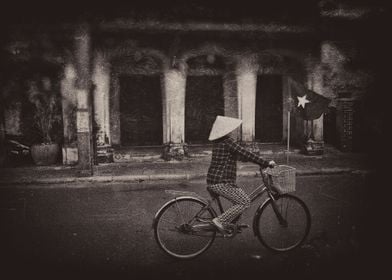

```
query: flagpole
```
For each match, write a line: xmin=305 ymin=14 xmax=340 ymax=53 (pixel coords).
xmin=286 ymin=78 xmax=292 ymax=165
xmin=286 ymin=110 xmax=290 ymax=165
xmin=287 ymin=110 xmax=290 ymax=152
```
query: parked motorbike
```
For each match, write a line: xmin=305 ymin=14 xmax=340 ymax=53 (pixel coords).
xmin=0 ymin=139 xmax=31 ymax=167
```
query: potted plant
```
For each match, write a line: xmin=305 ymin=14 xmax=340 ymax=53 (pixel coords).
xmin=27 ymin=77 xmax=62 ymax=165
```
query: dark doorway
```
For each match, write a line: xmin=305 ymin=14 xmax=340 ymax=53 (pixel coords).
xmin=119 ymin=75 xmax=163 ymax=146
xmin=352 ymin=101 xmax=367 ymax=152
xmin=324 ymin=106 xmax=337 ymax=147
xmin=255 ymin=75 xmax=283 ymax=142
xmin=185 ymin=76 xmax=224 ymax=144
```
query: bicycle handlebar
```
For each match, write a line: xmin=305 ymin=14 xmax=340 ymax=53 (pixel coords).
xmin=260 ymin=161 xmax=276 ymax=171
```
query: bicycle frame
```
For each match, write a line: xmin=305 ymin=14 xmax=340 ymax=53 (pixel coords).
xmin=209 ymin=170 xmax=273 ymax=216
xmin=205 ymin=170 xmax=288 ymax=231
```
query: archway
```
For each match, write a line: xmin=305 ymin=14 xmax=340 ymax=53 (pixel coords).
xmin=111 ymin=51 xmax=165 ymax=147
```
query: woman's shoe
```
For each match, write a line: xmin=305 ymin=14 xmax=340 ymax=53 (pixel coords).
xmin=212 ymin=217 xmax=226 ymax=233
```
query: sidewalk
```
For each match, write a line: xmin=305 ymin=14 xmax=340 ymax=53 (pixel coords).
xmin=0 ymin=146 xmax=370 ymax=186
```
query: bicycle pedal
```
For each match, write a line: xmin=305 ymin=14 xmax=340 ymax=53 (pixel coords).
xmin=236 ymin=224 xmax=249 ymax=233
xmin=238 ymin=224 xmax=249 ymax=229
xmin=221 ymin=230 xmax=236 ymax=238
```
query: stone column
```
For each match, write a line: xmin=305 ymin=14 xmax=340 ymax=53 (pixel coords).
xmin=60 ymin=63 xmax=78 ymax=165
xmin=109 ymin=75 xmax=121 ymax=146
xmin=223 ymin=72 xmax=240 ymax=140
xmin=285 ymin=76 xmax=306 ymax=147
xmin=306 ymin=62 xmax=324 ymax=142
xmin=237 ymin=57 xmax=257 ymax=142
xmin=92 ymin=51 xmax=113 ymax=163
xmin=162 ymin=68 xmax=186 ymax=160
xmin=74 ymin=25 xmax=93 ymax=173
xmin=303 ymin=58 xmax=325 ymax=155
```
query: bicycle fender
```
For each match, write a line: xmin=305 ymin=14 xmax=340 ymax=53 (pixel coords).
xmin=152 ymin=196 xmax=213 ymax=229
xmin=252 ymin=198 xmax=272 ymax=236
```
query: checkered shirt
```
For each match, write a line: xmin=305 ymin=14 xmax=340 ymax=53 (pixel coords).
xmin=207 ymin=137 xmax=269 ymax=185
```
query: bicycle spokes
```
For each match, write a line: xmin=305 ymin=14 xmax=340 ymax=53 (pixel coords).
xmin=154 ymin=197 xmax=217 ymax=259
xmin=255 ymin=194 xmax=311 ymax=252
xmin=174 ymin=199 xmax=186 ymax=225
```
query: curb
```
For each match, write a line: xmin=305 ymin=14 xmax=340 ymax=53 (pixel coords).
xmin=0 ymin=168 xmax=371 ymax=188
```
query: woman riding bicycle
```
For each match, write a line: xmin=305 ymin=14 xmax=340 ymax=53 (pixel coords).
xmin=207 ymin=115 xmax=276 ymax=233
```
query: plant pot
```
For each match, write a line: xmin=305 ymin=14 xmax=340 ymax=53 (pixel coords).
xmin=31 ymin=143 xmax=60 ymax=165
xmin=303 ymin=139 xmax=324 ymax=156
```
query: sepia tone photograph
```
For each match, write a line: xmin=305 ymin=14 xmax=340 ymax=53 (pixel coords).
xmin=0 ymin=0 xmax=388 ymax=279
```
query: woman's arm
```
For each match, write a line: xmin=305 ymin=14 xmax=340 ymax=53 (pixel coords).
xmin=224 ymin=138 xmax=270 ymax=166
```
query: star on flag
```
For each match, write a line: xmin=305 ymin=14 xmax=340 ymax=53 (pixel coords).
xmin=297 ymin=95 xmax=310 ymax=108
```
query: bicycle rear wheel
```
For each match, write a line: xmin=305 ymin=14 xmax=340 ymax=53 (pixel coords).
xmin=154 ymin=197 xmax=217 ymax=259
xmin=254 ymin=194 xmax=311 ymax=252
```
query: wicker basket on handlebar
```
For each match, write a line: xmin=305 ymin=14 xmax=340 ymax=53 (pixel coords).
xmin=265 ymin=165 xmax=296 ymax=194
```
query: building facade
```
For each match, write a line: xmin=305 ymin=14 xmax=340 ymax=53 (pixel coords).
xmin=0 ymin=2 xmax=383 ymax=169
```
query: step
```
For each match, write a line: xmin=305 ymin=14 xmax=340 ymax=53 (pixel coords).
xmin=112 ymin=144 xmax=301 ymax=162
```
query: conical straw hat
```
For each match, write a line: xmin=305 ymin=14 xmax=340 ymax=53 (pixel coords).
xmin=208 ymin=116 xmax=242 ymax=141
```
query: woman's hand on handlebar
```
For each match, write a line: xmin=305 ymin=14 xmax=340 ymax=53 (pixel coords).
xmin=260 ymin=160 xmax=277 ymax=170
xmin=268 ymin=160 xmax=277 ymax=168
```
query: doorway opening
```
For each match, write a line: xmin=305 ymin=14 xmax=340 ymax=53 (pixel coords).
xmin=255 ymin=75 xmax=283 ymax=142
xmin=185 ymin=76 xmax=224 ymax=144
xmin=119 ymin=75 xmax=163 ymax=146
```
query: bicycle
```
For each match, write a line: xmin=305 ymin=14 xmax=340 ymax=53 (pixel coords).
xmin=153 ymin=165 xmax=311 ymax=259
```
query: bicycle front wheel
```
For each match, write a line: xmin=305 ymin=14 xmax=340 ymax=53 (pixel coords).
xmin=154 ymin=197 xmax=217 ymax=259
xmin=254 ymin=194 xmax=311 ymax=252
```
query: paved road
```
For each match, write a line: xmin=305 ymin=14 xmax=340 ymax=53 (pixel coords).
xmin=0 ymin=174 xmax=377 ymax=279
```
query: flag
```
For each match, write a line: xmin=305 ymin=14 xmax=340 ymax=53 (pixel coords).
xmin=289 ymin=78 xmax=331 ymax=120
